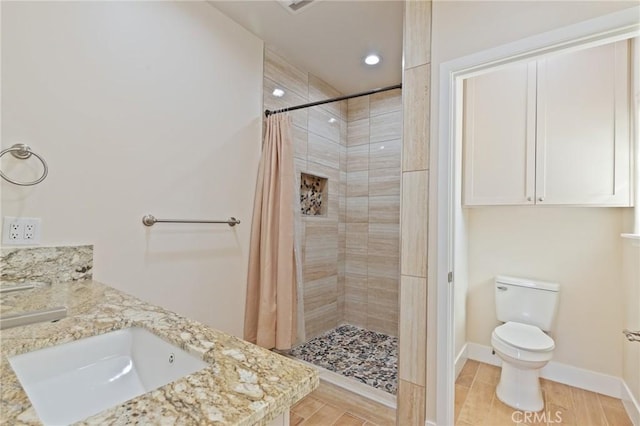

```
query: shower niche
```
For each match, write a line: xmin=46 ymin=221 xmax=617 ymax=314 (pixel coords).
xmin=300 ymin=173 xmax=327 ymax=216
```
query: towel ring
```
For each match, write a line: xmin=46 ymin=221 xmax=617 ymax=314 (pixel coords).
xmin=0 ymin=143 xmax=49 ymax=186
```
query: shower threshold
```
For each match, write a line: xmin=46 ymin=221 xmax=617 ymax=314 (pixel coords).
xmin=289 ymin=324 xmax=398 ymax=395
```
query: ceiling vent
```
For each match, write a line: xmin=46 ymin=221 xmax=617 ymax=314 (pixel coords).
xmin=277 ymin=0 xmax=318 ymax=15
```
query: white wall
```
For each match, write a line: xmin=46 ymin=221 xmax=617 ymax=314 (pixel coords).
xmin=428 ymin=1 xmax=639 ymax=420
xmin=467 ymin=207 xmax=625 ymax=377
xmin=1 ymin=2 xmax=263 ymax=337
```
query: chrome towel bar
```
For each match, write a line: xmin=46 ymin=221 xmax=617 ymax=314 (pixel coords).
xmin=142 ymin=214 xmax=240 ymax=227
xmin=623 ymin=329 xmax=640 ymax=342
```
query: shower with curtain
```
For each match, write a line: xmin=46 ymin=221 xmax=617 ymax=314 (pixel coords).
xmin=248 ymin=48 xmax=403 ymax=398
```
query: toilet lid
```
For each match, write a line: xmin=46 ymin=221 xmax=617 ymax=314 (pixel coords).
xmin=494 ymin=322 xmax=555 ymax=352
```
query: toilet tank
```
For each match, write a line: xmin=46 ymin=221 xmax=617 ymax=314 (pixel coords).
xmin=495 ymin=276 xmax=560 ymax=331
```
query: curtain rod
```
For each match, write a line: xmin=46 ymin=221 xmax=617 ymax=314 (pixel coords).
xmin=264 ymin=83 xmax=402 ymax=117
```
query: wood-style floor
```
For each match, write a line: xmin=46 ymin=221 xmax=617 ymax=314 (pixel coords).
xmin=290 ymin=381 xmax=395 ymax=426
xmin=291 ymin=361 xmax=633 ymax=426
xmin=456 ymin=360 xmax=633 ymax=426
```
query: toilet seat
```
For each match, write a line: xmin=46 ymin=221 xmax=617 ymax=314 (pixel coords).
xmin=493 ymin=321 xmax=555 ymax=352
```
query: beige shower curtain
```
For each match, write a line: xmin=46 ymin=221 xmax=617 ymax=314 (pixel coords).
xmin=244 ymin=114 xmax=297 ymax=350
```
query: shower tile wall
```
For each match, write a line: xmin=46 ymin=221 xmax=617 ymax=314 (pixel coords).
xmin=264 ymin=48 xmax=401 ymax=340
xmin=264 ymin=48 xmax=347 ymax=339
xmin=345 ymin=91 xmax=402 ymax=336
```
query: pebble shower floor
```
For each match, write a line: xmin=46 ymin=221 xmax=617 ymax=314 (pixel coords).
xmin=289 ymin=324 xmax=398 ymax=394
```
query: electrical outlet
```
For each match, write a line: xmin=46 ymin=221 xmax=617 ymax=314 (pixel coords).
xmin=2 ymin=217 xmax=41 ymax=245
xmin=24 ymin=222 xmax=36 ymax=240
xmin=9 ymin=222 xmax=22 ymax=241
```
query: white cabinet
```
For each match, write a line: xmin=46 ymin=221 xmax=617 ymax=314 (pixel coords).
xmin=463 ymin=40 xmax=632 ymax=207
xmin=463 ymin=61 xmax=537 ymax=205
xmin=268 ymin=413 xmax=289 ymax=426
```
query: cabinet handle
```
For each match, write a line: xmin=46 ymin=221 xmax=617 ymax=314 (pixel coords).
xmin=538 ymin=197 xmax=544 ymax=202
xmin=527 ymin=197 xmax=532 ymax=202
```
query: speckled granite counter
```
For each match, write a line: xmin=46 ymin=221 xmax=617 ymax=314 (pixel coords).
xmin=0 ymin=280 xmax=318 ymax=425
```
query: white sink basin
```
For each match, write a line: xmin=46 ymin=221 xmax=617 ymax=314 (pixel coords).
xmin=9 ymin=327 xmax=208 ymax=425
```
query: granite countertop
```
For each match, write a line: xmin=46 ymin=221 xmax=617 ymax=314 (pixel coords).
xmin=0 ymin=280 xmax=318 ymax=425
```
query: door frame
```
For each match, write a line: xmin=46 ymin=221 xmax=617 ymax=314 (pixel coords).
xmin=434 ymin=7 xmax=640 ymax=425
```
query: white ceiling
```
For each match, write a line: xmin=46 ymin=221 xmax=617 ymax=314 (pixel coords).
xmin=208 ymin=0 xmax=404 ymax=95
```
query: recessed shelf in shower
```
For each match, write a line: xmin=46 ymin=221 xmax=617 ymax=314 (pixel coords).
xmin=300 ymin=173 xmax=327 ymax=216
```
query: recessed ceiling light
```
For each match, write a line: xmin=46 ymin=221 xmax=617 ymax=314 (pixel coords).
xmin=328 ymin=117 xmax=337 ymax=124
xmin=364 ymin=54 xmax=381 ymax=66
xmin=272 ymin=88 xmax=285 ymax=97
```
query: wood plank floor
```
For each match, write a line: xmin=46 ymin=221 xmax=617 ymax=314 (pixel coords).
xmin=455 ymin=360 xmax=633 ymax=426
xmin=293 ymin=361 xmax=634 ymax=426
xmin=290 ymin=381 xmax=396 ymax=426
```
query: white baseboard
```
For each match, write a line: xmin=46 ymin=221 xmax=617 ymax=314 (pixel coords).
xmin=455 ymin=343 xmax=468 ymax=379
xmin=465 ymin=342 xmax=622 ymax=398
xmin=466 ymin=341 xmax=501 ymax=368
xmin=622 ymin=380 xmax=640 ymax=426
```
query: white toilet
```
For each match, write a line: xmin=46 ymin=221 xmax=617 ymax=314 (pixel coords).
xmin=491 ymin=275 xmax=560 ymax=412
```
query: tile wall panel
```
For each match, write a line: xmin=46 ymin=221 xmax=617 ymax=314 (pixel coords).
xmin=402 ymin=64 xmax=430 ymax=171
xmin=304 ymin=275 xmax=338 ymax=312
xmin=265 ymin=49 xmax=404 ymax=342
xmin=306 ymin=160 xmax=339 ymax=182
xmin=370 ymin=111 xmax=402 ymax=144
xmin=346 ymin=196 xmax=369 ymax=223
xmin=398 ymin=1 xmax=432 ymax=423
xmin=308 ymin=133 xmax=340 ymax=169
xmin=345 ymin=89 xmax=402 ymax=337
xmin=303 ymin=221 xmax=339 ymax=282
xmin=347 ymin=119 xmax=370 ymax=146
xmin=368 ymin=253 xmax=399 ymax=280
xmin=345 ymin=274 xmax=368 ymax=327
xmin=264 ymin=49 xmax=308 ymax=98
xmin=397 ymin=380 xmax=426 ymax=425
xmin=400 ymin=171 xmax=428 ymax=277
xmin=327 ymin=180 xmax=340 ymax=221
xmin=291 ymin=125 xmax=308 ymax=160
xmin=346 ymin=171 xmax=369 ymax=197
xmin=369 ymin=195 xmax=401 ymax=224
xmin=309 ymin=74 xmax=344 ymax=119
xmin=264 ymin=49 xmax=346 ymax=340
xmin=346 ymin=223 xmax=368 ymax=254
xmin=339 ymin=146 xmax=348 ymax=170
xmin=309 ymin=108 xmax=341 ymax=143
xmin=305 ymin=302 xmax=339 ymax=339
xmin=370 ymin=139 xmax=402 ymax=170
xmin=347 ymin=144 xmax=369 ymax=171
xmin=369 ymin=167 xmax=401 ymax=197
xmin=347 ymin=96 xmax=369 ymax=122
xmin=403 ymin=0 xmax=432 ymax=69
xmin=368 ymin=223 xmax=400 ymax=256
xmin=399 ymin=275 xmax=427 ymax=384
xmin=370 ymin=90 xmax=403 ymax=116
xmin=345 ymin=254 xmax=368 ymax=276
xmin=264 ymin=77 xmax=308 ymax=130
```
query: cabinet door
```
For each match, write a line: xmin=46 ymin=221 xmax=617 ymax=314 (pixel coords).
xmin=463 ymin=61 xmax=537 ymax=206
xmin=535 ymin=40 xmax=631 ymax=206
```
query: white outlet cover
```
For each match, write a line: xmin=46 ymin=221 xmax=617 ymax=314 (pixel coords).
xmin=2 ymin=217 xmax=41 ymax=246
